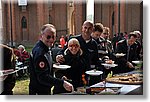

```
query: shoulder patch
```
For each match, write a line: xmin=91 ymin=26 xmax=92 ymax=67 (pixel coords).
xmin=39 ymin=61 xmax=45 ymax=68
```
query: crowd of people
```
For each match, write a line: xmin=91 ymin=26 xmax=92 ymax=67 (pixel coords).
xmin=55 ymin=21 xmax=143 ymax=93
xmin=0 ymin=20 xmax=143 ymax=95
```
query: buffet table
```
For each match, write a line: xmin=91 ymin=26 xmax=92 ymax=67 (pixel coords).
xmin=89 ymin=69 xmax=143 ymax=95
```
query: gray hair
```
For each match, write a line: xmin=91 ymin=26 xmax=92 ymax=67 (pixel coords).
xmin=41 ymin=24 xmax=56 ymax=35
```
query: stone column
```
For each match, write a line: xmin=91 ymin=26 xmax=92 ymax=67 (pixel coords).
xmin=74 ymin=1 xmax=85 ymax=35
xmin=0 ymin=0 xmax=3 ymax=43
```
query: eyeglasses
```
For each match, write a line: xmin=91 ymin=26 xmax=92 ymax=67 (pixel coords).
xmin=46 ymin=35 xmax=55 ymax=39
xmin=69 ymin=44 xmax=79 ymax=48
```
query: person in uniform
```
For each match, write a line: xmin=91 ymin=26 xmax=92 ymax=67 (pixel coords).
xmin=29 ymin=24 xmax=73 ymax=95
xmin=114 ymin=32 xmax=138 ymax=74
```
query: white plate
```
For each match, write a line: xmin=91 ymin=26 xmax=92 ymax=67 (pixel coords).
xmin=101 ymin=63 xmax=118 ymax=67
xmin=115 ymin=53 xmax=125 ymax=57
xmin=53 ymin=64 xmax=71 ymax=70
xmin=85 ymin=70 xmax=103 ymax=76
xmin=132 ymin=61 xmax=143 ymax=64
xmin=0 ymin=69 xmax=15 ymax=76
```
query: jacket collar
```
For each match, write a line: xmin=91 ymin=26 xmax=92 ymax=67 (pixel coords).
xmin=39 ymin=40 xmax=49 ymax=52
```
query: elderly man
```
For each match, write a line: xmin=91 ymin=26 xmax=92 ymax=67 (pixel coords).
xmin=29 ymin=24 xmax=73 ymax=95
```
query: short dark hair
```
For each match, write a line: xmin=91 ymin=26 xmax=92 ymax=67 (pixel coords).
xmin=93 ymin=23 xmax=104 ymax=33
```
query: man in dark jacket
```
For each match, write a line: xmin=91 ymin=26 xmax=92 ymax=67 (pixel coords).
xmin=29 ymin=24 xmax=73 ymax=95
xmin=114 ymin=32 xmax=138 ymax=74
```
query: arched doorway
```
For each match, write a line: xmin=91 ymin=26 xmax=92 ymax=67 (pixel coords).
xmin=21 ymin=16 xmax=28 ymax=41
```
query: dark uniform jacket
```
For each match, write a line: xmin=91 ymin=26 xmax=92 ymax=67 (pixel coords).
xmin=61 ymin=49 xmax=88 ymax=89
xmin=29 ymin=40 xmax=64 ymax=94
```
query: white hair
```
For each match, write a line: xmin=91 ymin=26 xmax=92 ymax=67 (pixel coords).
xmin=18 ymin=45 xmax=25 ymax=50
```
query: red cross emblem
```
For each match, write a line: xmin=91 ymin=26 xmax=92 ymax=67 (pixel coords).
xmin=39 ymin=61 xmax=45 ymax=68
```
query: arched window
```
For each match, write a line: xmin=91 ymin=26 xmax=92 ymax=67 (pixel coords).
xmin=21 ymin=16 xmax=27 ymax=28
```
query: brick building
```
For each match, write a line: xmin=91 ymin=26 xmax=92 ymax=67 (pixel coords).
xmin=1 ymin=0 xmax=143 ymax=46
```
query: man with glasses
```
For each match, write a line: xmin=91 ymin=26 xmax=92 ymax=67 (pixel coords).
xmin=29 ymin=24 xmax=73 ymax=95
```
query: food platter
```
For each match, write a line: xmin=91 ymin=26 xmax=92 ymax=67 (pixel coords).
xmin=85 ymin=70 xmax=103 ymax=76
xmin=115 ymin=53 xmax=125 ymax=57
xmin=98 ymin=88 xmax=119 ymax=95
xmin=101 ymin=63 xmax=118 ymax=67
xmin=106 ymin=74 xmax=143 ymax=85
xmin=53 ymin=64 xmax=71 ymax=70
